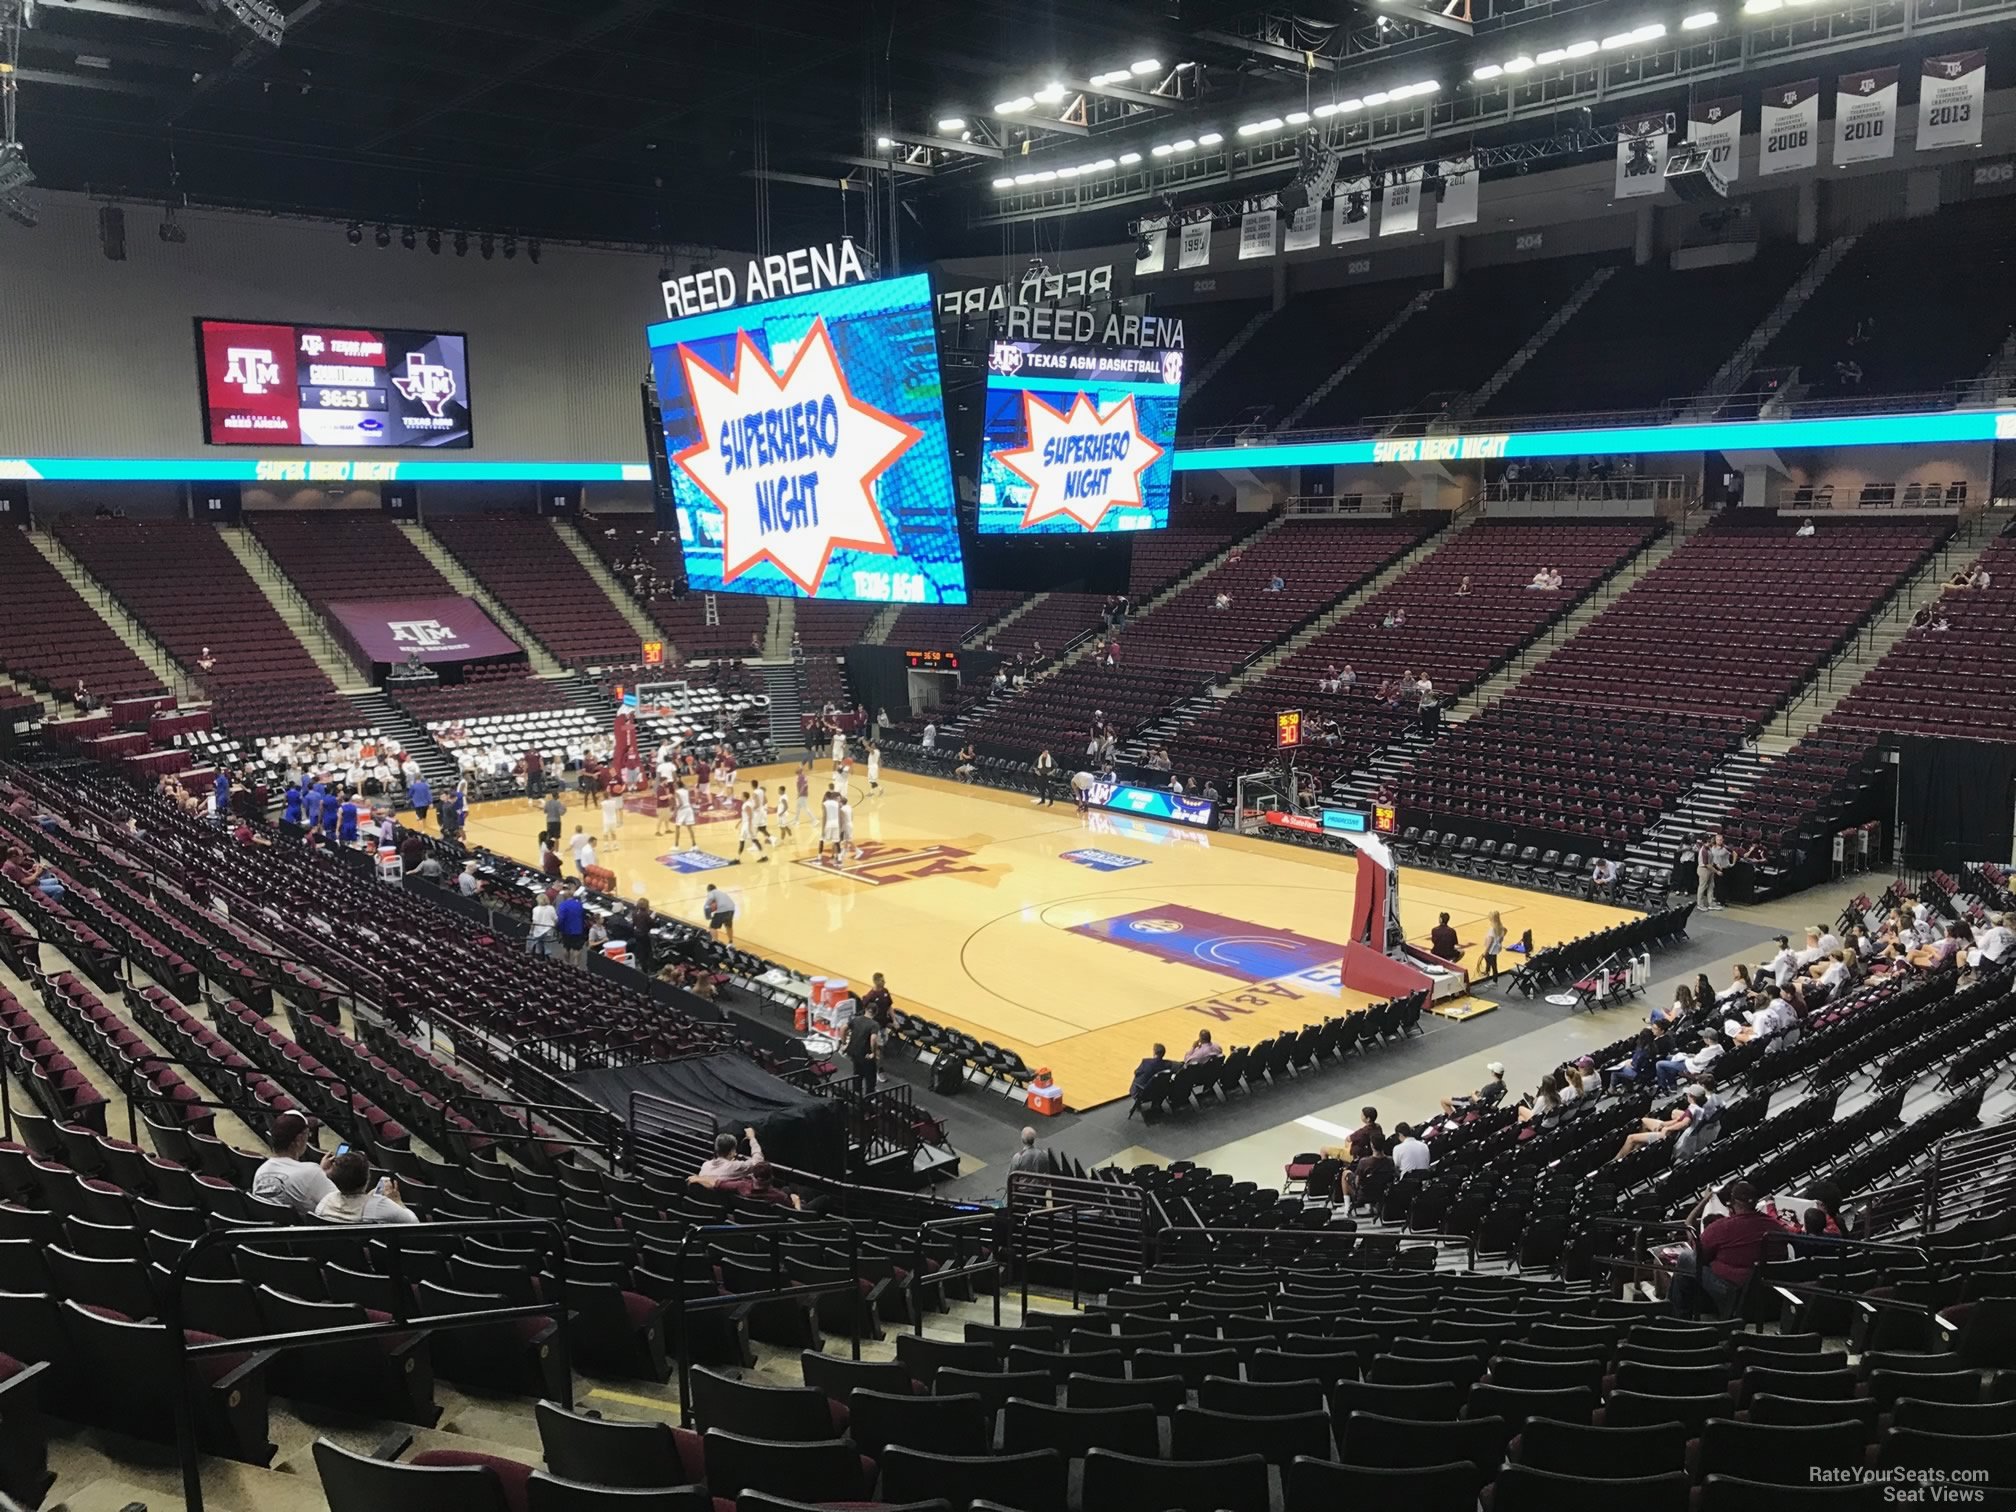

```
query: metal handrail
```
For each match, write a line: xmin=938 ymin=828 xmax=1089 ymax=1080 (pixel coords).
xmin=162 ymin=1216 xmax=569 ymax=1512
xmin=667 ymin=1218 xmax=865 ymax=1425
xmin=912 ymin=1208 xmax=1006 ymax=1335
xmin=1150 ymin=1223 xmax=1479 ymax=1272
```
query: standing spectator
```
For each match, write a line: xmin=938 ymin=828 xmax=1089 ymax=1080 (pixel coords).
xmin=555 ymin=884 xmax=588 ymax=967
xmin=1034 ymin=747 xmax=1058 ymax=806
xmin=1479 ymin=910 xmax=1506 ymax=982
xmin=1009 ymin=1127 xmax=1053 ymax=1176
xmin=702 ymin=883 xmax=737 ymax=945
xmin=528 ymin=891 xmax=560 ymax=957
xmin=844 ymin=1010 xmax=882 ymax=1094
xmin=859 ymin=971 xmax=894 ymax=1027
xmin=408 ymin=775 xmax=432 ymax=825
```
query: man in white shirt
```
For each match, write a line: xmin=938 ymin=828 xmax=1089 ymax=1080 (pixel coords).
xmin=921 ymin=722 xmax=937 ymax=751
xmin=1973 ymin=915 xmax=2015 ymax=966
xmin=698 ymin=1127 xmax=764 ymax=1183
xmin=1732 ymin=995 xmax=1797 ymax=1043
xmin=251 ymin=1113 xmax=337 ymax=1216
xmin=1766 ymin=935 xmax=1799 ymax=987
xmin=528 ymin=893 xmax=560 ymax=956
xmin=1816 ymin=926 xmax=1842 ymax=955
xmin=1390 ymin=1124 xmax=1431 ymax=1172
xmin=568 ymin=825 xmax=595 ymax=873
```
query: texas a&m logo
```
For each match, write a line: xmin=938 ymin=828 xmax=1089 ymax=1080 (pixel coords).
xmin=391 ymin=352 xmax=458 ymax=417
xmin=224 ymin=348 xmax=281 ymax=395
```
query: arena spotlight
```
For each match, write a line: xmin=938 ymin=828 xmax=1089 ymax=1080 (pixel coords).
xmin=195 ymin=0 xmax=285 ymax=50
xmin=479 ymin=232 xmax=494 ymax=260
xmin=0 ymin=143 xmax=36 ymax=198
xmin=374 ymin=223 xmax=390 ymax=248
xmin=345 ymin=220 xmax=362 ymax=245
xmin=426 ymin=227 xmax=441 ymax=254
xmin=453 ymin=230 xmax=469 ymax=257
xmin=400 ymin=225 xmax=415 ymax=250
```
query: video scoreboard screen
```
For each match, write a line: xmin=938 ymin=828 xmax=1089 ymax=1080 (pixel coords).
xmin=646 ymin=272 xmax=967 ymax=604
xmin=196 ymin=320 xmax=473 ymax=448
xmin=977 ymin=340 xmax=1179 ymax=535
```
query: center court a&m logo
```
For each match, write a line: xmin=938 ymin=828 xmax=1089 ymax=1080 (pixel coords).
xmin=1129 ymin=918 xmax=1184 ymax=935
xmin=224 ymin=348 xmax=282 ymax=395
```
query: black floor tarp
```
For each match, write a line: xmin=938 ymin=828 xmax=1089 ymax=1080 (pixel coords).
xmin=570 ymin=1054 xmax=847 ymax=1176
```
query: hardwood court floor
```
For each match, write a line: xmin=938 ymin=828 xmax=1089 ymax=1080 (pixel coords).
xmin=459 ymin=767 xmax=1637 ymax=1110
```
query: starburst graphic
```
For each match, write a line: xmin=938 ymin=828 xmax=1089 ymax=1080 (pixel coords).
xmin=672 ymin=319 xmax=915 ymax=596
xmin=992 ymin=391 xmax=1166 ymax=532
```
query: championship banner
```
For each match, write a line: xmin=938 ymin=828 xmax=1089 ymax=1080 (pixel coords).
xmin=326 ymin=596 xmax=519 ymax=665
xmin=1615 ymin=113 xmax=1670 ymax=199
xmin=1918 ymin=51 xmax=1986 ymax=151
xmin=1332 ymin=179 xmax=1373 ymax=243
xmin=1436 ymin=157 xmax=1479 ymax=228
xmin=1239 ymin=206 xmax=1279 ymax=260
xmin=1380 ymin=167 xmax=1421 ymax=237
xmin=1136 ymin=219 xmax=1168 ymax=275
xmin=1688 ymin=96 xmax=1744 ymax=184
xmin=1282 ymin=204 xmax=1322 ymax=252
xmin=1760 ymin=79 xmax=1820 ymax=177
xmin=1177 ymin=218 xmax=1212 ymax=269
xmin=1834 ymin=66 xmax=1898 ymax=166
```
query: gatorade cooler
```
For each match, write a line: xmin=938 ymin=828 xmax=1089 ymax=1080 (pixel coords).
xmin=1025 ymin=1069 xmax=1063 ymax=1117
xmin=601 ymin=941 xmax=630 ymax=965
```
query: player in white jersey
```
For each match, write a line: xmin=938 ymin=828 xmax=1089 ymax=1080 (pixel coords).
xmin=830 ymin=727 xmax=848 ymax=767
xmin=774 ymin=785 xmax=796 ymax=838
xmin=819 ymin=790 xmax=843 ymax=863
xmin=865 ymin=740 xmax=881 ymax=794
xmin=600 ymin=791 xmax=623 ymax=844
xmin=750 ymin=784 xmax=771 ymax=839
xmin=672 ymin=780 xmax=698 ymax=848
xmin=837 ymin=796 xmax=855 ymax=864
xmin=736 ymin=788 xmax=770 ymax=862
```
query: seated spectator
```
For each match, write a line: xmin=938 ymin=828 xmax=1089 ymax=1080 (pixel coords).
xmin=1456 ymin=574 xmax=1471 ymax=596
xmin=699 ymin=1127 xmax=764 ymax=1182
xmin=1717 ymin=964 xmax=1754 ymax=1003
xmin=1606 ymin=1027 xmax=1660 ymax=1088
xmin=251 ymin=1112 xmax=336 ymax=1215
xmin=1346 ymin=1135 xmax=1395 ymax=1209
xmin=1518 ymin=1072 xmax=1568 ymax=1123
xmin=1441 ymin=1060 xmax=1506 ymax=1116
xmin=1183 ymin=1029 xmax=1224 ymax=1065
xmin=1727 ymin=991 xmax=1797 ymax=1044
xmin=1971 ymin=913 xmax=2015 ymax=967
xmin=1390 ymin=1123 xmax=1430 ymax=1172
xmin=1214 ymin=591 xmax=1232 ymax=610
xmin=1130 ymin=1043 xmax=1172 ymax=1100
xmin=1347 ymin=1105 xmax=1383 ymax=1161
xmin=1656 ymin=1025 xmax=1724 ymax=1089
xmin=954 ymin=743 xmax=978 ymax=781
xmin=1613 ymin=1087 xmax=1703 ymax=1161
xmin=315 ymin=1152 xmax=418 ymax=1225
xmin=1267 ymin=574 xmax=1285 ymax=593
xmin=1669 ymin=1179 xmax=1785 ymax=1315
xmin=690 ymin=1158 xmax=806 ymax=1209
xmin=1427 ymin=911 xmax=1463 ymax=963
xmin=1587 ymin=855 xmax=1619 ymax=895
xmin=1796 ymin=517 xmax=1817 ymax=537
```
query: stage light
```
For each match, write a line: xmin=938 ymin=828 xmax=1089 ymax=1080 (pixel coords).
xmin=1197 ymin=131 xmax=1223 ymax=145
xmin=1363 ymin=91 xmax=1390 ymax=105
xmin=1130 ymin=58 xmax=1160 ymax=74
xmin=454 ymin=230 xmax=469 ymax=256
xmin=995 ymin=97 xmax=1026 ymax=113
xmin=479 ymin=233 xmax=494 ymax=259
xmin=937 ymin=116 xmax=965 ymax=132
xmin=1602 ymin=31 xmax=1634 ymax=47
xmin=1633 ymin=23 xmax=1667 ymax=38
xmin=1744 ymin=0 xmax=1782 ymax=9
xmin=1682 ymin=10 xmax=1718 ymax=24
xmin=195 ymin=0 xmax=285 ymax=49
xmin=1536 ymin=47 xmax=1569 ymax=62
xmin=1094 ymin=157 xmax=1117 ymax=170
xmin=993 ymin=176 xmax=1016 ymax=189
xmin=1313 ymin=103 xmax=1338 ymax=117
xmin=1473 ymin=63 xmax=1504 ymax=79
xmin=1034 ymin=169 xmax=1057 ymax=182
xmin=1503 ymin=55 xmax=1534 ymax=70
xmin=157 ymin=210 xmax=187 ymax=245
xmin=1259 ymin=117 xmax=1284 ymax=131
xmin=400 ymin=225 xmax=416 ymax=250
xmin=1013 ymin=171 xmax=1037 ymax=185
xmin=527 ymin=239 xmax=540 ymax=264
xmin=1120 ymin=150 xmax=1143 ymax=163
xmin=503 ymin=234 xmax=517 ymax=259
xmin=345 ymin=220 xmax=362 ymax=245
xmin=1236 ymin=123 xmax=1261 ymax=137
xmin=1152 ymin=144 xmax=1173 ymax=156
xmin=1058 ymin=164 xmax=1081 ymax=177
xmin=1339 ymin=98 xmax=1365 ymax=111
xmin=426 ymin=228 xmax=441 ymax=254
xmin=875 ymin=135 xmax=894 ymax=149
xmin=374 ymin=223 xmax=390 ymax=248
xmin=1566 ymin=39 xmax=1600 ymax=54
xmin=1285 ymin=110 xmax=1311 ymax=125
xmin=1034 ymin=82 xmax=1066 ymax=104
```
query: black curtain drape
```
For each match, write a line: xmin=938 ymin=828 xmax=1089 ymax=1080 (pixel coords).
xmin=1895 ymin=736 xmax=2016 ymax=871
xmin=843 ymin=647 xmax=916 ymax=724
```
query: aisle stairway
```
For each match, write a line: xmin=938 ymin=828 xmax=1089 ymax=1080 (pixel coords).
xmin=345 ymin=689 xmax=459 ymax=789
xmin=552 ymin=518 xmax=661 ymax=646
xmin=24 ymin=529 xmax=196 ymax=699
xmin=1445 ymin=266 xmax=1615 ymax=424
xmin=759 ymin=662 xmax=805 ymax=748
xmin=396 ymin=522 xmax=564 ymax=677
xmin=216 ymin=525 xmax=370 ymax=691
xmin=1683 ymin=233 xmax=1860 ymax=418
xmin=1275 ymin=291 xmax=1434 ymax=433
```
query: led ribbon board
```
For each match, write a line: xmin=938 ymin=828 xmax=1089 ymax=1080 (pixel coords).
xmin=646 ymin=271 xmax=967 ymax=604
xmin=1171 ymin=409 xmax=2016 ymax=471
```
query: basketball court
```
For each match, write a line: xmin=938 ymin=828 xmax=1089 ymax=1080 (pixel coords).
xmin=457 ymin=767 xmax=1637 ymax=1109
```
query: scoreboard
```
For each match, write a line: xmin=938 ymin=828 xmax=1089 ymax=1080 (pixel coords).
xmin=197 ymin=319 xmax=474 ymax=448
xmin=1275 ymin=709 xmax=1303 ymax=749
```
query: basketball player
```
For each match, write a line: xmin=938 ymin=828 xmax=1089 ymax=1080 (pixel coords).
xmin=865 ymin=739 xmax=881 ymax=795
xmin=653 ymin=776 xmax=674 ymax=837
xmin=819 ymin=787 xmax=843 ymax=864
xmin=749 ymin=783 xmax=772 ymax=842
xmin=694 ymin=756 xmax=711 ymax=800
xmin=837 ymin=793 xmax=856 ymax=866
xmin=737 ymin=786 xmax=770 ymax=862
xmin=672 ymin=779 xmax=698 ymax=849
xmin=795 ymin=761 xmax=813 ymax=828
xmin=600 ymin=789 xmax=623 ymax=846
xmin=774 ymin=782 xmax=796 ymax=840
xmin=830 ymin=723 xmax=848 ymax=769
